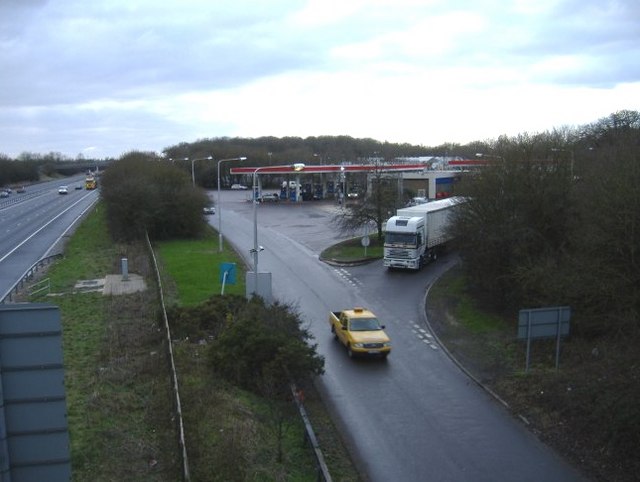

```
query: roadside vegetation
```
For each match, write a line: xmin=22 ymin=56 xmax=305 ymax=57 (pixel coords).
xmin=26 ymin=207 xmax=180 ymax=481
xmin=28 ymin=183 xmax=359 ymax=478
xmin=436 ymin=111 xmax=640 ymax=481
xmin=14 ymin=109 xmax=638 ymax=481
xmin=320 ymin=236 xmax=383 ymax=263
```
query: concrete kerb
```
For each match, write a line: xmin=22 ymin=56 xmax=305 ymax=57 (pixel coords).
xmin=319 ymin=256 xmax=378 ymax=267
xmin=420 ymin=261 xmax=511 ymax=410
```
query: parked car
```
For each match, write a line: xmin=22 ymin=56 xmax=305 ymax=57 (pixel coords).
xmin=260 ymin=193 xmax=280 ymax=202
xmin=58 ymin=186 xmax=69 ymax=195
xmin=406 ymin=196 xmax=428 ymax=206
xmin=203 ymin=205 xmax=216 ymax=215
xmin=230 ymin=184 xmax=248 ymax=190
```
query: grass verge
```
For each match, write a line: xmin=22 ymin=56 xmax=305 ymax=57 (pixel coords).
xmin=320 ymin=235 xmax=383 ymax=263
xmin=427 ymin=264 xmax=640 ymax=482
xmin=155 ymin=228 xmax=247 ymax=306
xmin=29 ymin=206 xmax=180 ymax=481
xmin=27 ymin=204 xmax=360 ymax=481
xmin=155 ymin=231 xmax=361 ymax=481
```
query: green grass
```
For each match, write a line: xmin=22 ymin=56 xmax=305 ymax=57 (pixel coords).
xmin=320 ymin=235 xmax=383 ymax=262
xmin=29 ymin=205 xmax=180 ymax=481
xmin=156 ymin=228 xmax=247 ymax=305
xmin=25 ymin=203 xmax=360 ymax=481
xmin=430 ymin=267 xmax=505 ymax=334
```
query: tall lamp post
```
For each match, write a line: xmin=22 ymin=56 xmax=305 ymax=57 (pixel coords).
xmin=217 ymin=156 xmax=247 ymax=252
xmin=340 ymin=165 xmax=346 ymax=206
xmin=251 ymin=163 xmax=305 ymax=282
xmin=191 ymin=156 xmax=213 ymax=186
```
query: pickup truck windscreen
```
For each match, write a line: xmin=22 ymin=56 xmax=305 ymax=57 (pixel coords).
xmin=350 ymin=318 xmax=382 ymax=331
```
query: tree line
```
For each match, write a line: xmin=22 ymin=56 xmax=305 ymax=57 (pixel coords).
xmin=450 ymin=110 xmax=640 ymax=339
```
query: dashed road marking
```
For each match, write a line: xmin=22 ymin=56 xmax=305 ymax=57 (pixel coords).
xmin=333 ymin=267 xmax=363 ymax=288
xmin=412 ymin=323 xmax=438 ymax=350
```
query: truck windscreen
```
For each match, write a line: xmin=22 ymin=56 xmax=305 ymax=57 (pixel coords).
xmin=385 ymin=232 xmax=417 ymax=245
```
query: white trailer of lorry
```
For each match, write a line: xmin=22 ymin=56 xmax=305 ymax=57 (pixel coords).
xmin=383 ymin=197 xmax=462 ymax=270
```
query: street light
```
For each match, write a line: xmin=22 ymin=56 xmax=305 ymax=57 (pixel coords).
xmin=340 ymin=165 xmax=346 ymax=205
xmin=217 ymin=156 xmax=247 ymax=252
xmin=251 ymin=163 xmax=305 ymax=278
xmin=191 ymin=156 xmax=213 ymax=187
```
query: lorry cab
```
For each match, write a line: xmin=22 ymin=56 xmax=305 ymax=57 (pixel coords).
xmin=384 ymin=217 xmax=425 ymax=248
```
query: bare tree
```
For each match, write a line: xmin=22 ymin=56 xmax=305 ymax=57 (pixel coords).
xmin=331 ymin=161 xmax=400 ymax=242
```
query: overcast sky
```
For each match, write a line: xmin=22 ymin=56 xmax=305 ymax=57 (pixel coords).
xmin=1 ymin=0 xmax=638 ymax=159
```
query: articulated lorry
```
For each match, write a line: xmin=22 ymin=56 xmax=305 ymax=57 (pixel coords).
xmin=383 ymin=197 xmax=462 ymax=270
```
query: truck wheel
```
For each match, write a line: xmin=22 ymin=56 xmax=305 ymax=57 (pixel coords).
xmin=347 ymin=344 xmax=355 ymax=358
xmin=331 ymin=325 xmax=338 ymax=339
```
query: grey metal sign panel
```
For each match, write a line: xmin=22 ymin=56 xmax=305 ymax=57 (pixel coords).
xmin=0 ymin=335 xmax=63 ymax=367
xmin=517 ymin=306 xmax=571 ymax=340
xmin=1 ymin=368 xmax=65 ymax=401
xmin=11 ymin=463 xmax=71 ymax=482
xmin=0 ymin=303 xmax=62 ymax=335
xmin=9 ymin=431 xmax=70 ymax=465
xmin=5 ymin=400 xmax=68 ymax=433
xmin=0 ymin=303 xmax=71 ymax=481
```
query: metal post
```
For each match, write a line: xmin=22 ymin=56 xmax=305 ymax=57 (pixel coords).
xmin=555 ymin=307 xmax=562 ymax=371
xmin=217 ymin=157 xmax=246 ymax=252
xmin=525 ymin=311 xmax=531 ymax=373
xmin=221 ymin=270 xmax=228 ymax=295
xmin=253 ymin=168 xmax=260 ymax=275
xmin=121 ymin=257 xmax=129 ymax=281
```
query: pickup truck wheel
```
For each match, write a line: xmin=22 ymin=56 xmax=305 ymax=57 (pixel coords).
xmin=331 ymin=325 xmax=338 ymax=339
xmin=347 ymin=344 xmax=355 ymax=358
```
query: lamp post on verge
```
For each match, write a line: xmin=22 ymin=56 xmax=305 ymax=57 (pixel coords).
xmin=217 ymin=156 xmax=247 ymax=252
xmin=191 ymin=156 xmax=213 ymax=187
xmin=339 ymin=165 xmax=346 ymax=206
xmin=250 ymin=163 xmax=305 ymax=296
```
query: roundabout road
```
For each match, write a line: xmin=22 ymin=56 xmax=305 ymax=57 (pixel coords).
xmin=208 ymin=190 xmax=585 ymax=482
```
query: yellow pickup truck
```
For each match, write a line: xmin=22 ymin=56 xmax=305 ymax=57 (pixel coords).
xmin=329 ymin=307 xmax=391 ymax=358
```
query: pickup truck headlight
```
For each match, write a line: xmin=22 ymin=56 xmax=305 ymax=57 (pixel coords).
xmin=383 ymin=342 xmax=392 ymax=347
xmin=353 ymin=343 xmax=364 ymax=348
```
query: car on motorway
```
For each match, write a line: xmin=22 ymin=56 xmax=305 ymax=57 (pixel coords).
xmin=0 ymin=190 xmax=9 ymax=198
xmin=230 ymin=184 xmax=248 ymax=190
xmin=347 ymin=191 xmax=359 ymax=199
xmin=58 ymin=186 xmax=69 ymax=195
xmin=75 ymin=185 xmax=83 ymax=190
xmin=16 ymin=186 xmax=26 ymax=193
xmin=203 ymin=205 xmax=216 ymax=215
